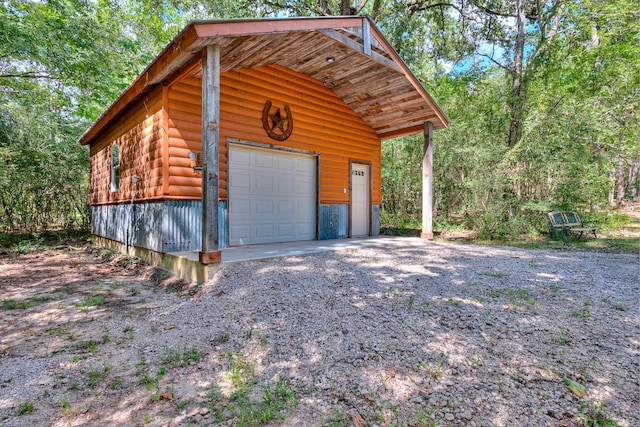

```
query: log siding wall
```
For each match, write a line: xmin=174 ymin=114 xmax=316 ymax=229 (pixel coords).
xmin=90 ymin=87 xmax=164 ymax=204
xmin=165 ymin=64 xmax=381 ymax=205
xmin=90 ymin=64 xmax=382 ymax=207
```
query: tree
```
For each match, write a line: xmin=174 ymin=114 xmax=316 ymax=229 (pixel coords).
xmin=0 ymin=0 xmax=165 ymax=231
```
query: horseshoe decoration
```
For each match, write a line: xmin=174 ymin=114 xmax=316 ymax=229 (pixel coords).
xmin=262 ymin=100 xmax=293 ymax=141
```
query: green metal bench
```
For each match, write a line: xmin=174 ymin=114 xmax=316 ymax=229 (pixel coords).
xmin=547 ymin=211 xmax=598 ymax=244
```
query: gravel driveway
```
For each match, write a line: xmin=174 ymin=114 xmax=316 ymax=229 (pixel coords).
xmin=1 ymin=241 xmax=638 ymax=427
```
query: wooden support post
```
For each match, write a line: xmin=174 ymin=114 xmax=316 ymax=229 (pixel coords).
xmin=363 ymin=18 xmax=372 ymax=56
xmin=421 ymin=121 xmax=434 ymax=240
xmin=200 ymin=43 xmax=222 ymax=264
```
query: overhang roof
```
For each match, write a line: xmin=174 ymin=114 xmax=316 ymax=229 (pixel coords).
xmin=80 ymin=16 xmax=448 ymax=146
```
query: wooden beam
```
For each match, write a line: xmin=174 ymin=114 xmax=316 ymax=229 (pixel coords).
xmin=317 ymin=29 xmax=402 ymax=73
xmin=363 ymin=18 xmax=371 ymax=56
xmin=200 ymin=43 xmax=222 ymax=264
xmin=421 ymin=121 xmax=434 ymax=240
xmin=366 ymin=18 xmax=449 ymax=129
xmin=193 ymin=16 xmax=364 ymax=38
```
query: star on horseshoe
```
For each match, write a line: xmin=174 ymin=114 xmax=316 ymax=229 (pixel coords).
xmin=262 ymin=100 xmax=293 ymax=141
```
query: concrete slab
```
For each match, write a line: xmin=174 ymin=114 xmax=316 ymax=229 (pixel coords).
xmin=169 ymin=235 xmax=425 ymax=264
xmin=98 ymin=235 xmax=429 ymax=284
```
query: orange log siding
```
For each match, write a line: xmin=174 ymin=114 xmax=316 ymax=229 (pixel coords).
xmin=89 ymin=87 xmax=164 ymax=204
xmin=166 ymin=76 xmax=212 ymax=198
xmin=90 ymin=64 xmax=382 ymax=206
xmin=165 ymin=64 xmax=381 ymax=205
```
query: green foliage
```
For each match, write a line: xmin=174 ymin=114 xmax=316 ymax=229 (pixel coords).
xmin=381 ymin=136 xmax=424 ymax=225
xmin=322 ymin=409 xmax=351 ymax=427
xmin=577 ymin=399 xmax=622 ymax=427
xmin=3 ymin=294 xmax=54 ymax=309
xmin=586 ymin=212 xmax=630 ymax=231
xmin=163 ymin=346 xmax=203 ymax=367
xmin=0 ymin=0 xmax=636 ymax=240
xmin=86 ymin=365 xmax=112 ymax=387
xmin=380 ymin=0 xmax=638 ymax=238
xmin=0 ymin=0 xmax=176 ymax=233
xmin=74 ymin=294 xmax=105 ymax=308
xmin=17 ymin=401 xmax=34 ymax=415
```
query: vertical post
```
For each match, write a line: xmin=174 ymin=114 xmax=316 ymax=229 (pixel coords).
xmin=421 ymin=121 xmax=434 ymax=239
xmin=363 ymin=18 xmax=372 ymax=56
xmin=200 ymin=43 xmax=221 ymax=264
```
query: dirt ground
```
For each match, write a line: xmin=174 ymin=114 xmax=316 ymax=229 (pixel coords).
xmin=0 ymin=247 xmax=194 ymax=426
xmin=0 ymin=241 xmax=638 ymax=427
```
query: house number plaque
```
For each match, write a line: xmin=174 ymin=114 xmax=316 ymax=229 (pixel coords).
xmin=262 ymin=100 xmax=293 ymax=141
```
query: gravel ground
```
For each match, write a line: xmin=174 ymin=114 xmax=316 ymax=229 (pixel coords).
xmin=0 ymin=241 xmax=638 ymax=427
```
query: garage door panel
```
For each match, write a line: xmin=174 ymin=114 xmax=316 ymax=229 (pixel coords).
xmin=295 ymin=178 xmax=312 ymax=193
xmin=277 ymin=224 xmax=294 ymax=236
xmin=295 ymin=158 xmax=311 ymax=170
xmin=231 ymin=149 xmax=252 ymax=166
xmin=255 ymin=200 xmax=273 ymax=214
xmin=255 ymin=224 xmax=275 ymax=238
xmin=230 ymin=224 xmax=251 ymax=239
xmin=297 ymin=201 xmax=313 ymax=215
xmin=276 ymin=156 xmax=295 ymax=170
xmin=230 ymin=173 xmax=251 ymax=191
xmin=298 ymin=222 xmax=314 ymax=233
xmin=255 ymin=152 xmax=274 ymax=168
xmin=277 ymin=178 xmax=294 ymax=193
xmin=255 ymin=176 xmax=274 ymax=192
xmin=276 ymin=200 xmax=294 ymax=214
xmin=231 ymin=199 xmax=251 ymax=214
xmin=229 ymin=144 xmax=315 ymax=246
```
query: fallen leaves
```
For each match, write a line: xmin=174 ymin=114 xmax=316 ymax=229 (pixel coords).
xmin=563 ymin=376 xmax=586 ymax=397
xmin=350 ymin=410 xmax=367 ymax=427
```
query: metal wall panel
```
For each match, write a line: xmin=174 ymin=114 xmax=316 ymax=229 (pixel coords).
xmin=218 ymin=201 xmax=227 ymax=250
xmin=134 ymin=203 xmax=164 ymax=251
xmin=371 ymin=204 xmax=380 ymax=236
xmin=91 ymin=202 xmax=164 ymax=252
xmin=91 ymin=200 xmax=230 ymax=253
xmin=163 ymin=200 xmax=202 ymax=253
xmin=162 ymin=200 xmax=227 ymax=252
xmin=319 ymin=204 xmax=349 ymax=240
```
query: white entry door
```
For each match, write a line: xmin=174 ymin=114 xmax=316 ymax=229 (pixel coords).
xmin=351 ymin=163 xmax=369 ymax=237
xmin=228 ymin=144 xmax=316 ymax=246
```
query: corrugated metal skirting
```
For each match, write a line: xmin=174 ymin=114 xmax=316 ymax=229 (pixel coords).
xmin=92 ymin=200 xmax=227 ymax=253
xmin=319 ymin=204 xmax=349 ymax=240
xmin=163 ymin=201 xmax=202 ymax=252
xmin=91 ymin=202 xmax=164 ymax=252
xmin=163 ymin=200 xmax=227 ymax=252
xmin=371 ymin=204 xmax=380 ymax=236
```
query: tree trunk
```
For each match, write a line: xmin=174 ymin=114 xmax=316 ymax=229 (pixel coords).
xmin=608 ymin=168 xmax=616 ymax=206
xmin=629 ymin=160 xmax=639 ymax=207
xmin=371 ymin=0 xmax=382 ymax=21
xmin=340 ymin=0 xmax=351 ymax=15
xmin=616 ymin=155 xmax=625 ymax=207
xmin=320 ymin=0 xmax=330 ymax=15
xmin=507 ymin=0 xmax=527 ymax=147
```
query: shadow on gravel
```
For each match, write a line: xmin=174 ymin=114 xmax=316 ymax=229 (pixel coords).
xmin=185 ymin=243 xmax=638 ymax=426
xmin=1 ymin=243 xmax=638 ymax=427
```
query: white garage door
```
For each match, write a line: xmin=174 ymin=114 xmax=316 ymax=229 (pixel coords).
xmin=228 ymin=144 xmax=316 ymax=246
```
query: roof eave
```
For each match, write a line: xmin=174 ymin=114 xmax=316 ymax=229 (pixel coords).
xmin=80 ymin=16 xmax=448 ymax=147
xmin=79 ymin=23 xmax=201 ymax=146
xmin=365 ymin=17 xmax=449 ymax=130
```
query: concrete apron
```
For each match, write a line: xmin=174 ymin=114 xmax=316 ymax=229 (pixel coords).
xmin=168 ymin=236 xmax=425 ymax=283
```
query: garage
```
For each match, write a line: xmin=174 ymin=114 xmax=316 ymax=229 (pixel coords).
xmin=228 ymin=144 xmax=316 ymax=246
